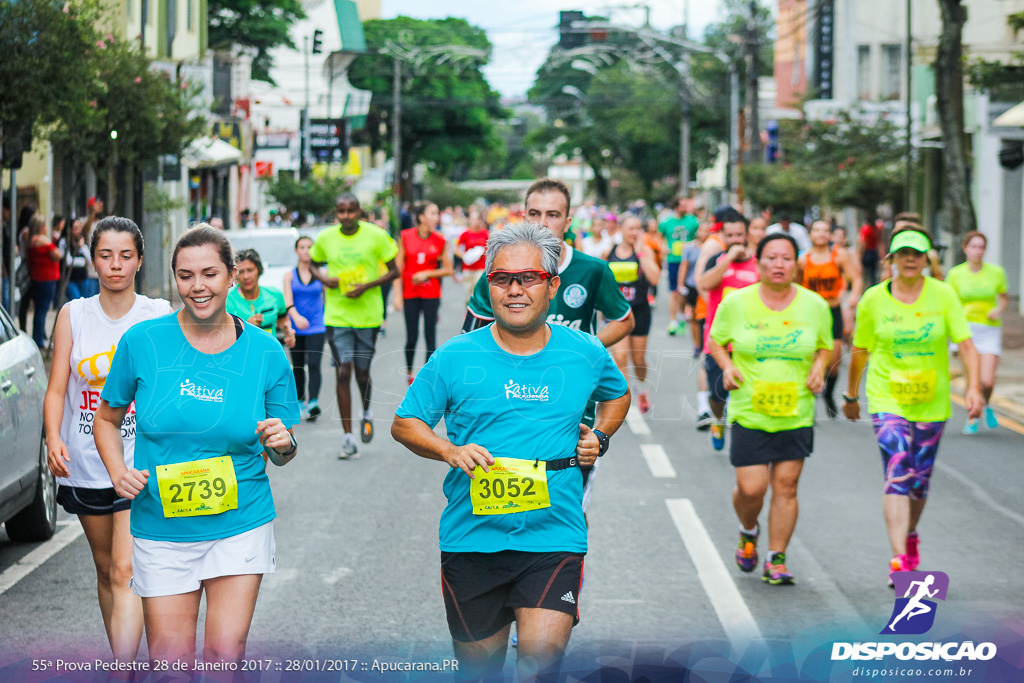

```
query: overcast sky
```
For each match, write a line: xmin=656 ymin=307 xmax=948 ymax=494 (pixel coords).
xmin=381 ymin=0 xmax=728 ymax=98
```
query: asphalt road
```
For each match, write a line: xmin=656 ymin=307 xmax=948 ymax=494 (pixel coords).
xmin=2 ymin=280 xmax=1022 ymax=680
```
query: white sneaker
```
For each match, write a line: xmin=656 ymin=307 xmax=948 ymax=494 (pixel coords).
xmin=339 ymin=437 xmax=359 ymax=460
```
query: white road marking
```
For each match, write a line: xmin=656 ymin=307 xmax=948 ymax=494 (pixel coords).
xmin=0 ymin=522 xmax=84 ymax=596
xmin=641 ymin=444 xmax=677 ymax=478
xmin=935 ymin=461 xmax=1024 ymax=528
xmin=665 ymin=499 xmax=762 ymax=645
xmin=788 ymin=537 xmax=868 ymax=632
xmin=625 ymin=406 xmax=651 ymax=435
xmin=323 ymin=567 xmax=353 ymax=585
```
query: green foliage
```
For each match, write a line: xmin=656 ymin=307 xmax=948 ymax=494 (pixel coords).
xmin=422 ymin=173 xmax=521 ymax=208
xmin=45 ymin=34 xmax=206 ymax=178
xmin=742 ymin=111 xmax=905 ymax=215
xmin=0 ymin=0 xmax=99 ymax=153
xmin=348 ymin=17 xmax=505 ymax=185
xmin=208 ymin=0 xmax=306 ymax=84
xmin=262 ymin=172 xmax=353 ymax=221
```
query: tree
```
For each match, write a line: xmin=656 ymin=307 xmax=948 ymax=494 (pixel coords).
xmin=263 ymin=173 xmax=352 ymax=222
xmin=348 ymin=17 xmax=505 ymax=198
xmin=741 ymin=111 xmax=905 ymax=216
xmin=0 ymin=0 xmax=97 ymax=162
xmin=934 ymin=0 xmax=977 ymax=242
xmin=208 ymin=0 xmax=306 ymax=84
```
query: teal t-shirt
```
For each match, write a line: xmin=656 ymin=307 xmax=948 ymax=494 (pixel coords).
xmin=101 ymin=313 xmax=300 ymax=542
xmin=659 ymin=214 xmax=699 ymax=263
xmin=226 ymin=285 xmax=286 ymax=336
xmin=396 ymin=325 xmax=627 ymax=554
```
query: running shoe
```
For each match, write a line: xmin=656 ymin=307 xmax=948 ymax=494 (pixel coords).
xmin=762 ymin=553 xmax=795 ymax=585
xmin=298 ymin=400 xmax=309 ymax=420
xmin=361 ymin=417 xmax=374 ymax=443
xmin=984 ymin=405 xmax=999 ymax=430
xmin=710 ymin=422 xmax=725 ymax=451
xmin=888 ymin=554 xmax=910 ymax=588
xmin=905 ymin=532 xmax=920 ymax=571
xmin=667 ymin=321 xmax=679 ymax=336
xmin=511 ymin=625 xmax=518 ymax=648
xmin=962 ymin=419 xmax=979 ymax=435
xmin=638 ymin=391 xmax=651 ymax=414
xmin=307 ymin=398 xmax=321 ymax=421
xmin=695 ymin=412 xmax=713 ymax=431
xmin=823 ymin=392 xmax=838 ymax=419
xmin=339 ymin=438 xmax=359 ymax=460
xmin=735 ymin=527 xmax=759 ymax=573
xmin=406 ymin=374 xmax=415 ymax=386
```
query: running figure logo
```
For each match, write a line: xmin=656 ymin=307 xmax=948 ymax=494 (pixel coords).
xmin=881 ymin=571 xmax=949 ymax=635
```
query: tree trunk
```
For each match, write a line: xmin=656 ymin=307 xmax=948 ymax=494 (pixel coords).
xmin=934 ymin=0 xmax=977 ymax=249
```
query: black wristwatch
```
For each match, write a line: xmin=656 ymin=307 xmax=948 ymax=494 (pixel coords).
xmin=270 ymin=432 xmax=298 ymax=457
xmin=593 ymin=429 xmax=611 ymax=457
xmin=842 ymin=393 xmax=859 ymax=404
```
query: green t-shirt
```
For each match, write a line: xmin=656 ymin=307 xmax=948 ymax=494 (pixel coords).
xmin=226 ymin=285 xmax=286 ymax=336
xmin=710 ymin=285 xmax=833 ymax=432
xmin=659 ymin=213 xmax=700 ymax=263
xmin=309 ymin=222 xmax=399 ymax=328
xmin=946 ymin=262 xmax=1007 ymax=327
xmin=852 ymin=279 xmax=971 ymax=422
xmin=467 ymin=245 xmax=631 ymax=333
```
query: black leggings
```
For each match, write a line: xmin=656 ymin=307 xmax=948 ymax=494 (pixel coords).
xmin=404 ymin=297 xmax=440 ymax=372
xmin=289 ymin=332 xmax=325 ymax=402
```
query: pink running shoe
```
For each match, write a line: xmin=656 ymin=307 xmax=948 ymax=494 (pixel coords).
xmin=905 ymin=532 xmax=920 ymax=571
xmin=888 ymin=554 xmax=911 ymax=588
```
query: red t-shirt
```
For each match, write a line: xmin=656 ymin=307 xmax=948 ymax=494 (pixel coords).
xmin=401 ymin=228 xmax=446 ymax=299
xmin=456 ymin=228 xmax=490 ymax=271
xmin=703 ymin=254 xmax=759 ymax=348
xmin=859 ymin=223 xmax=880 ymax=251
xmin=29 ymin=242 xmax=61 ymax=282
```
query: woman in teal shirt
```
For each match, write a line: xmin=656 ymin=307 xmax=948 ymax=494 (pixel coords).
xmin=95 ymin=224 xmax=300 ymax=668
xmin=226 ymin=248 xmax=295 ymax=348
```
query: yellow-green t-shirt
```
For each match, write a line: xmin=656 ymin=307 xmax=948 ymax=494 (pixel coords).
xmin=709 ymin=284 xmax=833 ymax=432
xmin=852 ymin=278 xmax=971 ymax=422
xmin=945 ymin=262 xmax=1007 ymax=327
xmin=309 ymin=222 xmax=398 ymax=328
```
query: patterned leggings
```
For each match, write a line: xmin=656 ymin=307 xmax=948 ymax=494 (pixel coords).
xmin=871 ymin=413 xmax=946 ymax=500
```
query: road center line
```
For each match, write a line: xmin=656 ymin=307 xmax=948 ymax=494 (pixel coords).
xmin=641 ymin=444 xmax=676 ymax=478
xmin=625 ymin=406 xmax=651 ymax=435
xmin=665 ymin=498 xmax=762 ymax=646
xmin=0 ymin=522 xmax=84 ymax=597
xmin=934 ymin=461 xmax=1024 ymax=528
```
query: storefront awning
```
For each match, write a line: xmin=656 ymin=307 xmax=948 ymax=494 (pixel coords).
xmin=993 ymin=101 xmax=1024 ymax=127
xmin=182 ymin=137 xmax=243 ymax=168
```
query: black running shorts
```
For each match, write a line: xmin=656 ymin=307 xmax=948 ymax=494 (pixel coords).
xmin=440 ymin=550 xmax=585 ymax=642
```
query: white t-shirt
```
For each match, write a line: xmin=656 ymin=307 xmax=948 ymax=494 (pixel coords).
xmin=766 ymin=222 xmax=812 ymax=254
xmin=580 ymin=234 xmax=613 ymax=259
xmin=58 ymin=294 xmax=173 ymax=489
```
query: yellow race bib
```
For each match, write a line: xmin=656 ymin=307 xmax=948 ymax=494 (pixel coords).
xmin=470 ymin=458 xmax=550 ymax=516
xmin=156 ymin=456 xmax=238 ymax=518
xmin=890 ymin=369 xmax=937 ymax=405
xmin=752 ymin=381 xmax=800 ymax=417
xmin=671 ymin=241 xmax=683 ymax=257
xmin=963 ymin=301 xmax=992 ymax=324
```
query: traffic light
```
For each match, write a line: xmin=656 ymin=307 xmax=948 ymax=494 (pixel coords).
xmin=312 ymin=29 xmax=324 ymax=55
xmin=559 ymin=11 xmax=584 ymax=49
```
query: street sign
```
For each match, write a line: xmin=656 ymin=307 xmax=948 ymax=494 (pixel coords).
xmin=308 ymin=119 xmax=348 ymax=161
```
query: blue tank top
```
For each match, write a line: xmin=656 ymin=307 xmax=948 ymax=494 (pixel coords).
xmin=290 ymin=268 xmax=326 ymax=336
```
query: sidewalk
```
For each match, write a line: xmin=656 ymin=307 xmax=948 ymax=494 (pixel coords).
xmin=950 ymin=299 xmax=1024 ymax=426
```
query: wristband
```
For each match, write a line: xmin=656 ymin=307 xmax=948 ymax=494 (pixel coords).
xmin=286 ymin=304 xmax=295 ymax=311
xmin=593 ymin=429 xmax=611 ymax=457
xmin=266 ymin=432 xmax=297 ymax=456
xmin=842 ymin=393 xmax=859 ymax=404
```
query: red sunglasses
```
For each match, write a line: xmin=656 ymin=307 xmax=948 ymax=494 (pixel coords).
xmin=486 ymin=269 xmax=552 ymax=289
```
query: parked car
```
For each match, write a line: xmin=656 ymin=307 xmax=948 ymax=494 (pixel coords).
xmin=225 ymin=228 xmax=300 ymax=292
xmin=0 ymin=304 xmax=55 ymax=542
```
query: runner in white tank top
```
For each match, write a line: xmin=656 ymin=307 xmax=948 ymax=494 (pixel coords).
xmin=43 ymin=217 xmax=171 ymax=662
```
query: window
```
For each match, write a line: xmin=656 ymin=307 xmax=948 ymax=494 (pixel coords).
xmin=882 ymin=45 xmax=902 ymax=101
xmin=127 ymin=0 xmax=133 ymax=21
xmin=857 ymin=45 xmax=872 ymax=101
xmin=187 ymin=0 xmax=193 ymax=31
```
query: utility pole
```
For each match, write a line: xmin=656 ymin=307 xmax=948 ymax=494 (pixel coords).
xmin=745 ymin=0 xmax=762 ymax=163
xmin=301 ymin=36 xmax=311 ymax=180
xmin=391 ymin=57 xmax=402 ymax=216
xmin=904 ymin=0 xmax=913 ymax=210
xmin=679 ymin=0 xmax=691 ymax=196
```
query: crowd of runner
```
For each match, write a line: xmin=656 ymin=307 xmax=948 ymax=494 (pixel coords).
xmin=33 ymin=179 xmax=1011 ymax=679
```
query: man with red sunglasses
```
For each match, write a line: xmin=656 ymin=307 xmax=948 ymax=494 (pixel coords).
xmin=393 ymin=223 xmax=630 ymax=682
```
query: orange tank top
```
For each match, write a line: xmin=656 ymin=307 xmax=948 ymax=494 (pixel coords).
xmin=802 ymin=247 xmax=844 ymax=300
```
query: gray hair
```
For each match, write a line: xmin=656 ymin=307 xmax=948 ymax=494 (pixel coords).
xmin=485 ymin=222 xmax=561 ymax=276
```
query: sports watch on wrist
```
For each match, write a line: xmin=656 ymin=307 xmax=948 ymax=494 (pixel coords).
xmin=842 ymin=393 xmax=859 ymax=404
xmin=270 ymin=432 xmax=298 ymax=456
xmin=593 ymin=429 xmax=611 ymax=457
